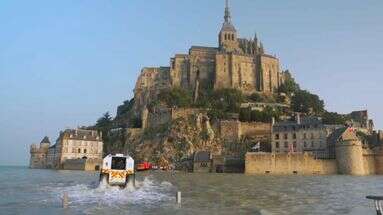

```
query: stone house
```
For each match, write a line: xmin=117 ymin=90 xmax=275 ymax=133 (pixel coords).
xmin=271 ymin=116 xmax=343 ymax=157
xmin=193 ymin=151 xmax=212 ymax=173
xmin=30 ymin=128 xmax=104 ymax=171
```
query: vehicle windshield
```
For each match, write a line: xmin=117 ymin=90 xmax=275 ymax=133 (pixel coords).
xmin=111 ymin=157 xmax=126 ymax=170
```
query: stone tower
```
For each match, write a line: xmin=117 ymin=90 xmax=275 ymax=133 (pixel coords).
xmin=29 ymin=136 xmax=51 ymax=169
xmin=218 ymin=0 xmax=240 ymax=52
xmin=334 ymin=127 xmax=365 ymax=175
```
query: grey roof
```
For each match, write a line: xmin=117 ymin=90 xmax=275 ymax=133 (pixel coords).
xmin=327 ymin=127 xmax=347 ymax=145
xmin=221 ymin=22 xmax=236 ymax=32
xmin=193 ymin=151 xmax=211 ymax=162
xmin=40 ymin=136 xmax=50 ymax=144
xmin=273 ymin=117 xmax=324 ymax=132
xmin=62 ymin=129 xmax=100 ymax=141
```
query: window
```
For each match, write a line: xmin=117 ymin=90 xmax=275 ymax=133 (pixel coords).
xmin=311 ymin=142 xmax=314 ymax=148
xmin=284 ymin=142 xmax=288 ymax=148
xmin=275 ymin=134 xmax=280 ymax=140
xmin=111 ymin=157 xmax=126 ymax=170
xmin=293 ymin=141 xmax=297 ymax=148
xmin=311 ymin=133 xmax=314 ymax=139
xmin=225 ymin=34 xmax=227 ymax=40
xmin=231 ymin=34 xmax=234 ymax=40
xmin=303 ymin=133 xmax=307 ymax=139
xmin=284 ymin=134 xmax=288 ymax=139
xmin=72 ymin=148 xmax=76 ymax=153
xmin=304 ymin=142 xmax=307 ymax=147
xmin=293 ymin=133 xmax=297 ymax=139
xmin=78 ymin=148 xmax=81 ymax=153
xmin=275 ymin=142 xmax=280 ymax=148
xmin=84 ymin=149 xmax=87 ymax=153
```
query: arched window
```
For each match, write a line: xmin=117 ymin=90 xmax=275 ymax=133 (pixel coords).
xmin=84 ymin=149 xmax=87 ymax=153
xmin=78 ymin=148 xmax=81 ymax=153
xmin=231 ymin=34 xmax=234 ymax=40
xmin=225 ymin=34 xmax=227 ymax=40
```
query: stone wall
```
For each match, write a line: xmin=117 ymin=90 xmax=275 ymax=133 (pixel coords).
xmin=171 ymin=108 xmax=205 ymax=120
xmin=363 ymin=152 xmax=376 ymax=175
xmin=147 ymin=107 xmax=172 ymax=128
xmin=260 ymin=55 xmax=280 ymax=93
xmin=62 ymin=158 xmax=102 ymax=171
xmin=146 ymin=108 xmax=206 ymax=128
xmin=240 ymin=122 xmax=271 ymax=139
xmin=220 ymin=120 xmax=241 ymax=142
xmin=170 ymin=54 xmax=189 ymax=88
xmin=245 ymin=152 xmax=338 ymax=175
xmin=219 ymin=120 xmax=271 ymax=143
xmin=374 ymin=147 xmax=383 ymax=174
xmin=29 ymin=144 xmax=49 ymax=169
xmin=188 ymin=47 xmax=217 ymax=89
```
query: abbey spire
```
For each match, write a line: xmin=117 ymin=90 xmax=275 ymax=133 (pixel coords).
xmin=224 ymin=0 xmax=231 ymax=23
xmin=219 ymin=0 xmax=239 ymax=52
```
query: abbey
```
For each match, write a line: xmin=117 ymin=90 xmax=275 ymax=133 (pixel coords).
xmin=134 ymin=0 xmax=287 ymax=111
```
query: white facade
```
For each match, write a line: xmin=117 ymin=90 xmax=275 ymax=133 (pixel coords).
xmin=44 ymin=128 xmax=103 ymax=169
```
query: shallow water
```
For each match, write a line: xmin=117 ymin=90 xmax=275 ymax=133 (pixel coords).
xmin=0 ymin=166 xmax=382 ymax=215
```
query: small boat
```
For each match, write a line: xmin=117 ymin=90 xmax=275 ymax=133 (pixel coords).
xmin=136 ymin=162 xmax=152 ymax=171
xmin=99 ymin=154 xmax=135 ymax=188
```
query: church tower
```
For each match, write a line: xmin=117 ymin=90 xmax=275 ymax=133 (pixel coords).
xmin=218 ymin=0 xmax=240 ymax=52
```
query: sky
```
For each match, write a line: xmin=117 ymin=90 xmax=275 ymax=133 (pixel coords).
xmin=0 ymin=0 xmax=382 ymax=166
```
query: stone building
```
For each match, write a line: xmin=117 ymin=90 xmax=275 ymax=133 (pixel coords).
xmin=133 ymin=0 xmax=288 ymax=112
xmin=271 ymin=116 xmax=342 ymax=156
xmin=220 ymin=120 xmax=271 ymax=147
xmin=192 ymin=151 xmax=212 ymax=173
xmin=30 ymin=128 xmax=104 ymax=170
xmin=246 ymin=127 xmax=383 ymax=176
xmin=29 ymin=136 xmax=51 ymax=169
xmin=347 ymin=110 xmax=374 ymax=133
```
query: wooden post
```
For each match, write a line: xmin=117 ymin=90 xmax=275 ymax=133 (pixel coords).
xmin=62 ymin=192 xmax=69 ymax=209
xmin=176 ymin=191 xmax=181 ymax=204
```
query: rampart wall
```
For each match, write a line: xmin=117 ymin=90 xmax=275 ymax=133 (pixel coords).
xmin=245 ymin=152 xmax=337 ymax=175
xmin=62 ymin=158 xmax=102 ymax=171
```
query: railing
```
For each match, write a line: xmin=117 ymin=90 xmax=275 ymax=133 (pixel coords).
xmin=366 ymin=196 xmax=383 ymax=215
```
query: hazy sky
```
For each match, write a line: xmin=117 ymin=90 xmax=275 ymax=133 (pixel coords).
xmin=1 ymin=0 xmax=382 ymax=166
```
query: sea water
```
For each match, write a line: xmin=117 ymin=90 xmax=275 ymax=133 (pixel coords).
xmin=0 ymin=166 xmax=382 ymax=215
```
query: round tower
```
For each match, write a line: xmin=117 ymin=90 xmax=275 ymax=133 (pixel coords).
xmin=39 ymin=136 xmax=51 ymax=149
xmin=335 ymin=127 xmax=365 ymax=175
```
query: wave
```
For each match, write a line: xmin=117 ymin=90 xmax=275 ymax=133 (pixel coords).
xmin=43 ymin=176 xmax=174 ymax=208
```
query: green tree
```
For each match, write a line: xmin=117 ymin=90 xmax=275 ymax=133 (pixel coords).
xmin=116 ymin=98 xmax=135 ymax=117
xmin=208 ymin=89 xmax=244 ymax=119
xmin=322 ymin=111 xmax=349 ymax=125
xmin=291 ymin=90 xmax=324 ymax=115
xmin=278 ymin=78 xmax=300 ymax=95
xmin=158 ymin=88 xmax=193 ymax=107
xmin=96 ymin=112 xmax=112 ymax=128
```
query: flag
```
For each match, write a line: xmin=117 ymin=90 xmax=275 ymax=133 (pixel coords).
xmin=252 ymin=142 xmax=261 ymax=151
